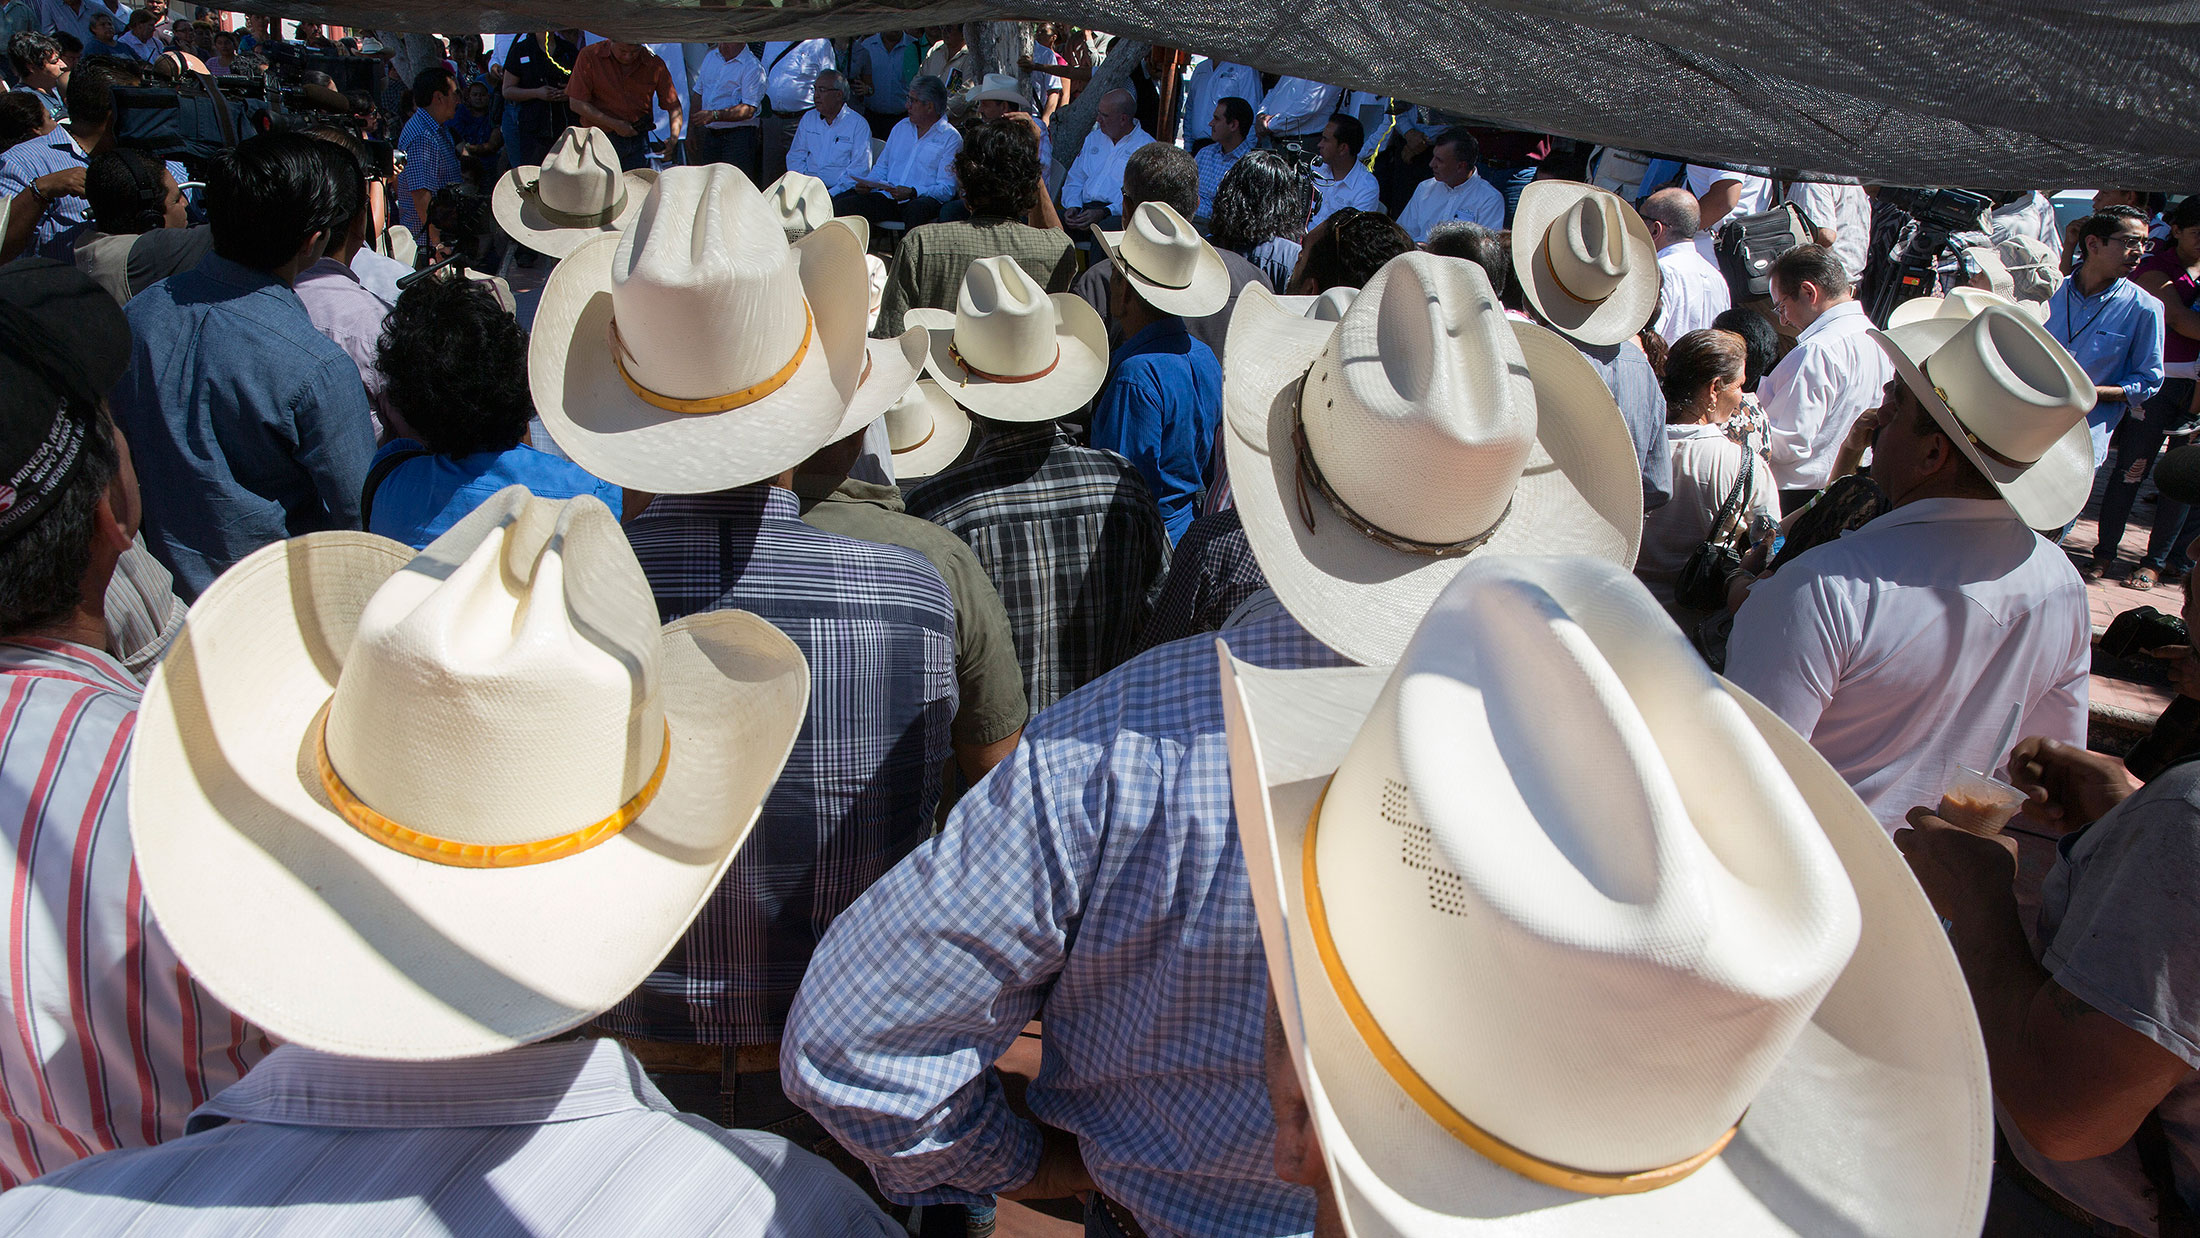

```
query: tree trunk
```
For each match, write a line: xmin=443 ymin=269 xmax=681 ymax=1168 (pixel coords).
xmin=389 ymin=32 xmax=445 ymax=90
xmin=1050 ymin=39 xmax=1147 ymax=162
xmin=969 ymin=21 xmax=1023 ymax=81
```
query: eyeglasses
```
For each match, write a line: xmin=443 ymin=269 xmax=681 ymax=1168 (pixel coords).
xmin=2111 ymin=235 xmax=2153 ymax=250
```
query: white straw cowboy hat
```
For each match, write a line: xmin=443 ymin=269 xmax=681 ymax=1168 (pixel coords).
xmin=1511 ymin=179 xmax=1660 ymax=347
xmin=1873 ymin=301 xmax=2094 ymax=529
xmin=767 ymin=170 xmax=866 ymax=250
xmin=967 ymin=72 xmax=1027 ymax=106
xmin=882 ymin=378 xmax=970 ymax=479
xmin=1220 ymin=555 xmax=1991 ymax=1237
xmin=1886 ymin=283 xmax=2046 ymax=328
xmin=906 ymin=255 xmax=1110 ymax=421
xmin=1272 ymin=286 xmax=1359 ymax=321
xmin=1223 ymin=250 xmax=1642 ymax=667
xmin=128 ymin=489 xmax=810 ymax=1059
xmin=530 ymin=163 xmax=924 ymax=494
xmin=492 ymin=126 xmax=656 ymax=259
xmin=1091 ymin=201 xmax=1231 ymax=318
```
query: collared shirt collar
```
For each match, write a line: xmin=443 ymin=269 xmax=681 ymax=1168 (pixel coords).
xmin=975 ymin=418 xmax=1068 ymax=457
xmin=188 ymin=1039 xmax=669 ymax=1133
xmin=194 ymin=251 xmax=287 ymax=294
xmin=1796 ymin=298 xmax=1867 ymax=344
xmin=1872 ymin=495 xmax=2015 ymax=530
xmin=296 ymin=255 xmax=365 ymax=287
xmin=2064 ymin=271 xmax=2128 ymax=303
xmin=791 ymin=474 xmax=905 ymax=513
xmin=1656 ymin=239 xmax=1696 ymax=260
xmin=0 ymin=636 xmax=140 ymax=696
xmin=1116 ymin=316 xmax=1189 ymax=359
xmin=642 ymin=481 xmax=792 ymax=522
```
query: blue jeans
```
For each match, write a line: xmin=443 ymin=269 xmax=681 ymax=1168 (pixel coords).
xmin=1478 ymin=160 xmax=1540 ymax=228
xmin=2093 ymin=378 xmax=2200 ymax=573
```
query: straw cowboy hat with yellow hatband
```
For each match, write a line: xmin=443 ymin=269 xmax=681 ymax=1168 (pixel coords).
xmin=1220 ymin=554 xmax=1992 ymax=1237
xmin=906 ymin=255 xmax=1111 ymax=421
xmin=1224 ymin=249 xmax=1643 ymax=667
xmin=1091 ymin=201 xmax=1232 ymax=319
xmin=128 ymin=488 xmax=810 ymax=1059
xmin=1511 ymin=179 xmax=1661 ymax=348
xmin=530 ymin=163 xmax=925 ymax=495
xmin=492 ymin=126 xmax=657 ymax=259
xmin=1873 ymin=299 xmax=2095 ymax=529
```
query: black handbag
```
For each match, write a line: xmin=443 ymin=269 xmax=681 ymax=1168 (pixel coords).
xmin=1674 ymin=440 xmax=1756 ymax=614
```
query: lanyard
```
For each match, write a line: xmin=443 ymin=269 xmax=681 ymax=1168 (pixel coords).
xmin=2058 ymin=280 xmax=2116 ymax=350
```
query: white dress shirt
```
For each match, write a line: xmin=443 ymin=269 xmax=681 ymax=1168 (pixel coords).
xmin=695 ymin=46 xmax=763 ymax=129
xmin=787 ymin=104 xmax=874 ymax=194
xmin=1654 ymin=240 xmax=1732 ymax=343
xmin=1759 ymin=300 xmax=1894 ymax=490
xmin=1395 ymin=172 xmax=1504 ymax=241
xmin=1685 ymin=164 xmax=1771 ymax=262
xmin=1991 ymin=191 xmax=2064 ymax=265
xmin=1257 ymin=77 xmax=1341 ymax=136
xmin=1786 ymin=180 xmax=1872 ymax=283
xmin=1182 ymin=59 xmax=1262 ymax=142
xmin=762 ymin=39 xmax=835 ymax=114
xmin=1309 ymin=160 xmax=1380 ymax=228
xmin=1726 ymin=497 xmax=2090 ymax=829
xmin=1061 ymin=123 xmax=1156 ymax=213
xmin=0 ymin=1040 xmax=901 ymax=1236
xmin=867 ymin=115 xmax=962 ymax=201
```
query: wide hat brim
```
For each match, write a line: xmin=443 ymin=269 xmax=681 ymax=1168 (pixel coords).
xmin=1511 ymin=181 xmax=1661 ymax=348
xmin=886 ymin=381 xmax=973 ymax=479
xmin=530 ymin=218 xmax=896 ymax=494
xmin=1218 ymin=645 xmax=1992 ymax=1238
xmin=1874 ymin=318 xmax=2095 ymax=529
xmin=906 ymin=292 xmax=1111 ymax=421
xmin=491 ymin=165 xmax=657 ymax=259
xmin=1092 ymin=226 xmax=1232 ymax=319
xmin=1223 ymin=284 xmax=1643 ymax=667
xmin=128 ymin=532 xmax=810 ymax=1060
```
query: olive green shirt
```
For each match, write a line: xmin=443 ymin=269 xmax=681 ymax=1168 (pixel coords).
xmin=872 ymin=216 xmax=1082 ymax=339
xmin=796 ymin=475 xmax=1029 ymax=747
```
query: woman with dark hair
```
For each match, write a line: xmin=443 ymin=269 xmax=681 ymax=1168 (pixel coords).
xmin=1636 ymin=329 xmax=1776 ymax=620
xmin=1207 ymin=150 xmax=1312 ymax=291
xmin=1712 ymin=305 xmax=1779 ymax=447
xmin=364 ymin=275 xmax=618 ymax=548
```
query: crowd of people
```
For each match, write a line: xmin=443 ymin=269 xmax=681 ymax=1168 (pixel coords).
xmin=0 ymin=8 xmax=2195 ymax=1238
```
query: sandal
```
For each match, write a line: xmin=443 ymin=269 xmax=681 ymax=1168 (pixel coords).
xmin=2082 ymin=559 xmax=2112 ymax=582
xmin=2127 ymin=566 xmax=2161 ymax=591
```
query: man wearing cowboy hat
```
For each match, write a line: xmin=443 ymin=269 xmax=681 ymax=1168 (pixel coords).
xmin=1228 ymin=555 xmax=1993 ymax=1238
xmin=1073 ymin=142 xmax=1267 ymax=364
xmin=1726 ymin=299 xmax=2094 ymax=830
xmin=1512 ymin=178 xmax=1674 ymax=514
xmin=785 ymin=252 xmax=1645 ymax=1237
xmin=0 ymin=488 xmax=901 ymax=1234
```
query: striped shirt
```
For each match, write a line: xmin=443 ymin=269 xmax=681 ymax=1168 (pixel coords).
xmin=0 ymin=639 xmax=266 ymax=1189
xmin=0 ymin=1039 xmax=901 ymax=1234
xmin=597 ymin=485 xmax=958 ymax=1045
xmin=782 ymin=608 xmax=1350 ymax=1237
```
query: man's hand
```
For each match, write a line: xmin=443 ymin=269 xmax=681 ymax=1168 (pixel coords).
xmin=605 ymin=118 xmax=638 ymax=137
xmin=999 ymin=1124 xmax=1095 ymax=1201
xmin=2007 ymin=736 xmax=2136 ymax=831
xmin=1896 ymin=808 xmax=2020 ymax=924
xmin=35 ymin=167 xmax=86 ymax=202
xmin=1843 ymin=405 xmax=1885 ymax=456
xmin=891 ymin=185 xmax=914 ymax=202
xmin=1016 ymin=53 xmax=1036 ymax=73
xmin=1401 ymin=129 xmax=1430 ymax=160
xmin=2151 ymin=644 xmax=2200 ymax=700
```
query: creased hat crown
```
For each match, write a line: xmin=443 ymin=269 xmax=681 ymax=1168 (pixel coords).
xmin=537 ymin=127 xmax=626 ymax=219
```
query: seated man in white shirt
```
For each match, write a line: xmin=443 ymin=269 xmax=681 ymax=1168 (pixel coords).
xmin=1307 ymin=112 xmax=1378 ymax=230
xmin=1058 ymin=88 xmax=1153 ymax=232
xmin=786 ymin=70 xmax=873 ymax=197
xmin=1786 ymin=179 xmax=1872 ymax=286
xmin=1759 ymin=244 xmax=1895 ymax=509
xmin=1639 ymin=186 xmax=1731 ymax=343
xmin=1686 ymin=162 xmax=1770 ymax=262
xmin=1181 ymin=57 xmax=1260 ymax=152
xmin=1727 ymin=301 xmax=2093 ymax=831
xmin=1255 ymin=75 xmax=1340 ymax=165
xmin=1394 ymin=128 xmax=1503 ymax=242
xmin=830 ymin=73 xmax=960 ymax=239
xmin=690 ymin=40 xmax=763 ymax=181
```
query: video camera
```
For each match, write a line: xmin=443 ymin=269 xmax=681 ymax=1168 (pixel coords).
xmin=1863 ymin=186 xmax=1995 ymax=326
xmin=108 ymin=46 xmax=392 ymax=178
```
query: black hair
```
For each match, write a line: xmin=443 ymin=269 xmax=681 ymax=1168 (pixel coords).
xmin=1324 ymin=112 xmax=1363 ymax=156
xmin=1431 ymin=126 xmax=1480 ymax=167
xmin=63 ymin=62 xmax=126 ymax=130
xmin=1660 ymin=328 xmax=1747 ymax=414
xmin=0 ymin=93 xmax=46 ymax=149
xmin=124 ymin=9 xmax=153 ymax=28
xmin=49 ymin=31 xmax=79 ymax=56
xmin=2074 ymin=205 xmax=2150 ymax=259
xmin=1770 ymin=242 xmax=1850 ymax=298
xmin=205 ymin=130 xmax=347 ymax=271
xmin=1208 ymin=150 xmax=1309 ymax=252
xmin=1424 ymin=222 xmax=1506 ymax=298
xmin=309 ymin=134 xmax=366 ymax=234
xmin=1122 ymin=141 xmax=1198 ymax=218
xmin=376 ymin=275 xmax=535 ymax=457
xmin=2169 ymin=196 xmax=2200 ymax=232
xmin=953 ymin=118 xmax=1040 ymax=218
xmin=0 ymin=402 xmax=117 ymax=637
xmin=7 ymin=31 xmax=58 ymax=78
xmin=1301 ymin=209 xmax=1414 ymax=292
xmin=1712 ymin=306 xmax=1780 ymax=391
xmin=85 ymin=149 xmax=170 ymax=234
xmin=1216 ymin=95 xmax=1254 ymax=137
xmin=411 ymin=64 xmax=455 ymax=108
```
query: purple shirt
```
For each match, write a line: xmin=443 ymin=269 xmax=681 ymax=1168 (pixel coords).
xmin=291 ymin=256 xmax=392 ymax=438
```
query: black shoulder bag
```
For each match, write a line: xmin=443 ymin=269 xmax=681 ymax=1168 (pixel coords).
xmin=1675 ymin=437 xmax=1756 ymax=614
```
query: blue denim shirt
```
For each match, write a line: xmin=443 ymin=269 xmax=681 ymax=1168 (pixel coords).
xmin=112 ymin=253 xmax=376 ymax=600
xmin=1091 ymin=317 xmax=1222 ymax=543
xmin=2048 ymin=274 xmax=2166 ymax=462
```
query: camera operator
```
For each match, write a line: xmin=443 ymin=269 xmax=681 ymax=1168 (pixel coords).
xmin=72 ymin=147 xmax=207 ymax=304
xmin=395 ymin=64 xmax=463 ymax=256
xmin=0 ymin=61 xmax=126 ymax=263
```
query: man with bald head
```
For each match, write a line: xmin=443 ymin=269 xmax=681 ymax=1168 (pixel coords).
xmin=1058 ymin=88 xmax=1152 ymax=231
xmin=1642 ymin=185 xmax=1730 ymax=343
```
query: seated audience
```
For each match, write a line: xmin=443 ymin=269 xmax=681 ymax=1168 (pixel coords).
xmin=1207 ymin=149 xmax=1311 ymax=292
xmin=71 ymin=146 xmax=208 ymax=304
xmin=1057 ymin=87 xmax=1152 ymax=230
xmin=1394 ymin=127 xmax=1502 ymax=241
xmin=1 ymin=61 xmax=130 ymax=264
xmin=1635 ymin=328 xmax=1776 ymax=619
xmin=8 ymin=33 xmax=68 ymax=122
xmin=1193 ymin=93 xmax=1255 ymax=220
xmin=874 ymin=116 xmax=1075 ymax=337
xmin=1075 ymin=142 xmax=1264 ymax=361
xmin=80 ymin=10 xmax=125 ymax=60
xmin=785 ymin=69 xmax=872 ymax=195
xmin=1307 ymin=111 xmax=1378 ymax=229
xmin=832 ymin=74 xmax=959 ymax=238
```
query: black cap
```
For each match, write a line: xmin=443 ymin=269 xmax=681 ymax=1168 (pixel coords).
xmin=0 ymin=260 xmax=131 ymax=546
xmin=2158 ymin=444 xmax=2200 ymax=508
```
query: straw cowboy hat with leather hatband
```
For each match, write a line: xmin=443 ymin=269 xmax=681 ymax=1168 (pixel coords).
xmin=1220 ymin=554 xmax=1992 ymax=1237
xmin=906 ymin=255 xmax=1111 ymax=421
xmin=1223 ymin=249 xmax=1643 ymax=667
xmin=1511 ymin=179 xmax=1661 ymax=348
xmin=1873 ymin=297 xmax=2095 ymax=529
xmin=1091 ymin=200 xmax=1232 ymax=319
xmin=492 ymin=126 xmax=657 ymax=259
xmin=128 ymin=488 xmax=810 ymax=1059
xmin=530 ymin=162 xmax=925 ymax=495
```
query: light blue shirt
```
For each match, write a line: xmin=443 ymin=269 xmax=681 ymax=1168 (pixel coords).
xmin=2047 ymin=273 xmax=2165 ymax=462
xmin=784 ymin=606 xmax=1349 ymax=1238
xmin=1195 ymin=134 xmax=1250 ymax=220
xmin=366 ymin=439 xmax=622 ymax=550
xmin=0 ymin=1040 xmax=900 ymax=1236
xmin=0 ymin=126 xmax=87 ymax=259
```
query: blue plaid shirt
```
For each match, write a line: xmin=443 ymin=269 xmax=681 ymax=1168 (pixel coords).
xmin=783 ymin=607 xmax=1349 ymax=1238
xmin=599 ymin=485 xmax=958 ymax=1045
xmin=395 ymin=108 xmax=461 ymax=245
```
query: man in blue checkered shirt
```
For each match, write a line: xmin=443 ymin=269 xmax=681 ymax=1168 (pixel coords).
xmin=395 ymin=65 xmax=463 ymax=251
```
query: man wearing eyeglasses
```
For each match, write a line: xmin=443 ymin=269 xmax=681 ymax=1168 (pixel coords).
xmin=2052 ymin=206 xmax=2166 ymax=511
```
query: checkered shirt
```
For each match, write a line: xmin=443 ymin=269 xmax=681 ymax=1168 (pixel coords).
xmin=782 ymin=607 xmax=1351 ymax=1238
xmin=905 ymin=421 xmax=1168 ymax=713
xmin=1135 ymin=507 xmax=1268 ymax=654
xmin=596 ymin=485 xmax=958 ymax=1045
xmin=394 ymin=108 xmax=461 ymax=244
